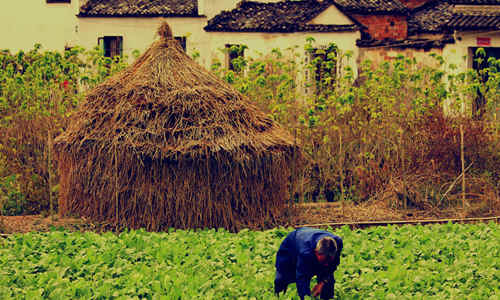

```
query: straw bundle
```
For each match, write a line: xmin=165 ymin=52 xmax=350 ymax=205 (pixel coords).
xmin=54 ymin=22 xmax=303 ymax=231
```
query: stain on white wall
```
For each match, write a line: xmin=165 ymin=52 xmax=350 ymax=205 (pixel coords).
xmin=0 ymin=1 xmax=78 ymax=52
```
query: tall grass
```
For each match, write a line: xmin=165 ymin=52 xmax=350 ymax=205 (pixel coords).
xmin=0 ymin=45 xmax=128 ymax=215
xmin=0 ymin=41 xmax=499 ymax=216
xmin=214 ymin=41 xmax=500 ymax=213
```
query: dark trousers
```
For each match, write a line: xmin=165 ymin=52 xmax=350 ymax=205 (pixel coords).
xmin=274 ymin=271 xmax=335 ymax=300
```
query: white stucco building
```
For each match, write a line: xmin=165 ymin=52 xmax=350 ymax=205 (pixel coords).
xmin=0 ymin=0 xmax=79 ymax=52
xmin=0 ymin=0 xmax=499 ymax=79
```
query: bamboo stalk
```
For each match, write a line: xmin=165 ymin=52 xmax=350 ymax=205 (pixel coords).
xmin=291 ymin=128 xmax=297 ymax=206
xmin=114 ymin=147 xmax=119 ymax=225
xmin=460 ymin=123 xmax=466 ymax=209
xmin=48 ymin=129 xmax=53 ymax=218
xmin=339 ymin=131 xmax=345 ymax=216
xmin=400 ymin=129 xmax=407 ymax=210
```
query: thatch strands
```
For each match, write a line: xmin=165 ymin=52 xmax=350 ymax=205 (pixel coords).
xmin=54 ymin=22 xmax=304 ymax=231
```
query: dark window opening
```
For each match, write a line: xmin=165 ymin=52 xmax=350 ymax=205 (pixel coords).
xmin=225 ymin=44 xmax=246 ymax=72
xmin=175 ymin=36 xmax=187 ymax=52
xmin=470 ymin=47 xmax=500 ymax=119
xmin=47 ymin=0 xmax=71 ymax=3
xmin=98 ymin=36 xmax=123 ymax=58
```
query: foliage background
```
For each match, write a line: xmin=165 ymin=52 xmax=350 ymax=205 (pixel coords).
xmin=0 ymin=42 xmax=499 ymax=216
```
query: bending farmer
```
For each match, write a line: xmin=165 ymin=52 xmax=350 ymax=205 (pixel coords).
xmin=274 ymin=227 xmax=343 ymax=300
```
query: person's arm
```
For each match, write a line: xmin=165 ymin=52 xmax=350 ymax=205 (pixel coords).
xmin=296 ymin=254 xmax=312 ymax=300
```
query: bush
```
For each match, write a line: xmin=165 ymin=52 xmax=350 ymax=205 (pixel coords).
xmin=214 ymin=41 xmax=500 ymax=209
xmin=0 ymin=42 xmax=499 ymax=215
xmin=0 ymin=45 xmax=128 ymax=215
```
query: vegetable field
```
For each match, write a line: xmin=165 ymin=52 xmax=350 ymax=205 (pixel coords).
xmin=0 ymin=223 xmax=499 ymax=299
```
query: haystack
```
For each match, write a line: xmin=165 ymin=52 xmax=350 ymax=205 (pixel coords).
xmin=54 ymin=22 xmax=303 ymax=231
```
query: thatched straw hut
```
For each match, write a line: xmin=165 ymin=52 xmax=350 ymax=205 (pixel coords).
xmin=54 ymin=22 xmax=303 ymax=231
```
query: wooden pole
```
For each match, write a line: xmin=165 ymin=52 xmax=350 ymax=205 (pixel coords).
xmin=48 ymin=129 xmax=53 ymax=218
xmin=114 ymin=146 xmax=119 ymax=225
xmin=460 ymin=123 xmax=466 ymax=209
xmin=339 ymin=131 xmax=345 ymax=216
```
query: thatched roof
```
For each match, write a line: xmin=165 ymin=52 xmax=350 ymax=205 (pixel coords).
xmin=54 ymin=22 xmax=303 ymax=231
xmin=55 ymin=23 xmax=297 ymax=162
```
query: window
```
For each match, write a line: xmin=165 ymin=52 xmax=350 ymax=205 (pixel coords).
xmin=175 ymin=36 xmax=187 ymax=52
xmin=225 ymin=44 xmax=246 ymax=72
xmin=305 ymin=44 xmax=338 ymax=95
xmin=469 ymin=47 xmax=500 ymax=119
xmin=98 ymin=36 xmax=123 ymax=58
xmin=46 ymin=0 xmax=71 ymax=3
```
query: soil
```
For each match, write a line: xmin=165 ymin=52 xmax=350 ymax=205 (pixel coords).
xmin=1 ymin=199 xmax=498 ymax=234
xmin=291 ymin=200 xmax=499 ymax=226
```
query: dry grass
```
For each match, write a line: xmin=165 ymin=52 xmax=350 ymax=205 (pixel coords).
xmin=54 ymin=22 xmax=304 ymax=232
xmin=292 ymin=197 xmax=500 ymax=226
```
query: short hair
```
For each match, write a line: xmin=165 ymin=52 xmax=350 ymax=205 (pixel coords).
xmin=315 ymin=237 xmax=337 ymax=258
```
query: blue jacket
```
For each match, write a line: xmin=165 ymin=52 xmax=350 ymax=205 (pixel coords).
xmin=275 ymin=227 xmax=343 ymax=299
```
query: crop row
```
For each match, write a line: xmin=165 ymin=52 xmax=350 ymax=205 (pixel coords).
xmin=1 ymin=222 xmax=498 ymax=299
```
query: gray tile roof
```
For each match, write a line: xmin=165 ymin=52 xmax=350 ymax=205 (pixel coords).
xmin=408 ymin=2 xmax=454 ymax=34
xmin=79 ymin=0 xmax=199 ymax=17
xmin=408 ymin=1 xmax=500 ymax=33
xmin=449 ymin=0 xmax=500 ymax=4
xmin=334 ymin=0 xmax=408 ymax=14
xmin=448 ymin=11 xmax=500 ymax=29
xmin=204 ymin=0 xmax=360 ymax=33
xmin=357 ymin=35 xmax=455 ymax=48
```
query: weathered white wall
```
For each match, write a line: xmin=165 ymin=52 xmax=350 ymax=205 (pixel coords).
xmin=205 ymin=30 xmax=360 ymax=96
xmin=198 ymin=0 xmax=240 ymax=18
xmin=1 ymin=0 xmax=360 ymax=77
xmin=206 ymin=31 xmax=359 ymax=68
xmin=204 ymin=2 xmax=360 ymax=77
xmin=443 ymin=31 xmax=500 ymax=73
xmin=78 ymin=2 xmax=360 ymax=74
xmin=308 ymin=5 xmax=354 ymax=25
xmin=0 ymin=1 xmax=78 ymax=52
xmin=441 ymin=31 xmax=500 ymax=114
xmin=77 ymin=17 xmax=210 ymax=63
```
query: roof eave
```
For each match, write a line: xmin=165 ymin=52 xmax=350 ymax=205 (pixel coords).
xmin=341 ymin=9 xmax=409 ymax=16
xmin=78 ymin=13 xmax=204 ymax=18
xmin=448 ymin=26 xmax=500 ymax=31
xmin=356 ymin=36 xmax=455 ymax=49
xmin=203 ymin=25 xmax=360 ymax=33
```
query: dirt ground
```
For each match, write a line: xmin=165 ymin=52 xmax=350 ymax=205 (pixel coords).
xmin=1 ymin=199 xmax=498 ymax=234
xmin=291 ymin=200 xmax=499 ymax=226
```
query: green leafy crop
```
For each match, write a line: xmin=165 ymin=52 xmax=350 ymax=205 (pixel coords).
xmin=0 ymin=223 xmax=498 ymax=299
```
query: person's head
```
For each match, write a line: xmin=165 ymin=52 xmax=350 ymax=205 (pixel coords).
xmin=314 ymin=237 xmax=337 ymax=267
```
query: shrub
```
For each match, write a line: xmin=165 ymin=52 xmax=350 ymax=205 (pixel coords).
xmin=0 ymin=42 xmax=499 ymax=215
xmin=0 ymin=45 xmax=127 ymax=215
